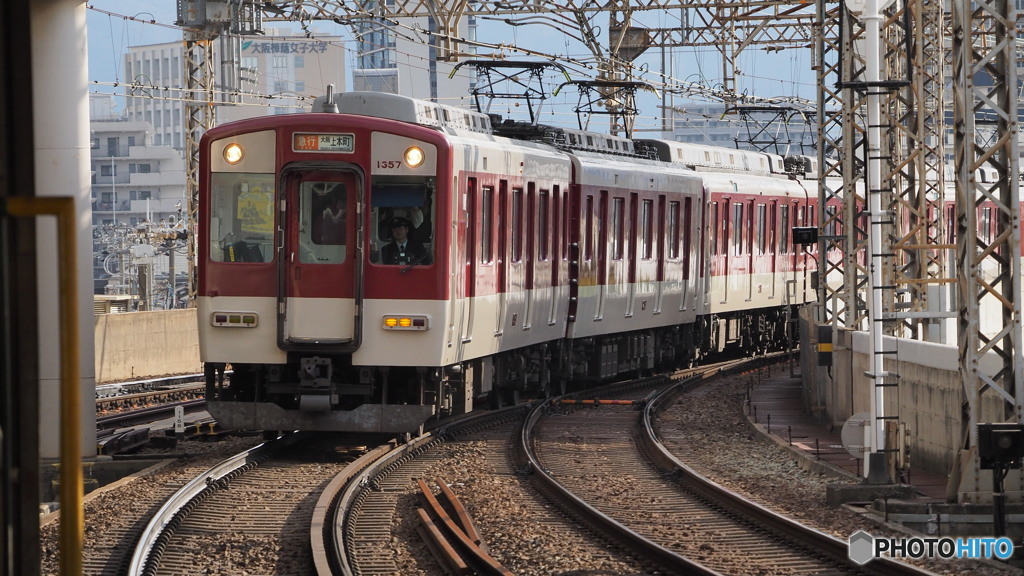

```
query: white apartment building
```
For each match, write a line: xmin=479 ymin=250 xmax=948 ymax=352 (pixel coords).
xmin=90 ymin=96 xmax=186 ymax=229
xmin=90 ymin=94 xmax=188 ymax=299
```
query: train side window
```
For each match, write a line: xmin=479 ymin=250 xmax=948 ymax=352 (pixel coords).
xmin=557 ymin=186 xmax=567 ymax=261
xmin=667 ymin=199 xmax=675 ymax=258
xmin=640 ymin=199 xmax=653 ymax=259
xmin=511 ymin=188 xmax=524 ymax=262
xmin=209 ymin=172 xmax=275 ymax=263
xmin=945 ymin=205 xmax=956 ymax=245
xmin=709 ymin=202 xmax=719 ymax=256
xmin=611 ymin=197 xmax=625 ymax=260
xmin=779 ymin=205 xmax=791 ymax=253
xmin=667 ymin=201 xmax=680 ymax=260
xmin=481 ymin=186 xmax=494 ymax=263
xmin=681 ymin=198 xmax=692 ymax=277
xmin=584 ymin=195 xmax=595 ymax=262
xmin=756 ymin=203 xmax=767 ymax=255
xmin=981 ymin=206 xmax=993 ymax=244
xmin=732 ymin=203 xmax=744 ymax=255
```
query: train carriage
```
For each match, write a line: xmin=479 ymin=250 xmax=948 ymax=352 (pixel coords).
xmin=699 ymin=170 xmax=816 ymax=354
xmin=199 ymin=93 xmax=582 ymax=431
xmin=562 ymin=144 xmax=706 ymax=378
xmin=637 ymin=138 xmax=818 ymax=356
xmin=198 ymin=90 xmax=819 ymax=433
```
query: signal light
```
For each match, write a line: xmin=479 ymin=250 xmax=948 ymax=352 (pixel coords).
xmin=223 ymin=143 xmax=244 ymax=165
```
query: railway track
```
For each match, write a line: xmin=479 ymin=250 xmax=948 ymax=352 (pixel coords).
xmin=94 ymin=375 xmax=214 ymax=455
xmin=333 ymin=356 xmax=938 ymax=575
xmin=56 ymin=357 xmax=976 ymax=575
xmin=127 ymin=432 xmax=384 ymax=576
xmin=336 ymin=406 xmax=647 ymax=575
xmin=39 ymin=435 xmax=267 ymax=576
xmin=95 ymin=375 xmax=205 ymax=414
xmin=520 ymin=363 xmax=938 ymax=575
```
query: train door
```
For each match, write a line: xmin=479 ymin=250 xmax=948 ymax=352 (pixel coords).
xmin=547 ymin=187 xmax=560 ymax=326
xmin=626 ymin=193 xmax=639 ymax=317
xmin=768 ymin=200 xmax=778 ymax=299
xmin=656 ymin=196 xmax=667 ymax=313
xmin=497 ymin=181 xmax=509 ymax=332
xmin=525 ymin=185 xmax=536 ymax=328
xmin=745 ymin=198 xmax=755 ymax=302
xmin=752 ymin=200 xmax=771 ymax=301
xmin=682 ymin=197 xmax=694 ymax=310
xmin=720 ymin=197 xmax=731 ymax=304
xmin=280 ymin=168 xmax=361 ymax=346
xmin=780 ymin=203 xmax=793 ymax=297
xmin=597 ymin=190 xmax=609 ymax=319
xmin=509 ymin=186 xmax=526 ymax=329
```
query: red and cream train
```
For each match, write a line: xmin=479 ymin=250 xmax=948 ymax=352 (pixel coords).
xmin=197 ymin=91 xmax=819 ymax=433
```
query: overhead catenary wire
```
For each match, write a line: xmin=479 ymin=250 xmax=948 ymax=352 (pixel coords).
xmin=85 ymin=2 xmax=817 ymax=132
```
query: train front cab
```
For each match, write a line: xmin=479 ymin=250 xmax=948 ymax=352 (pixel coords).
xmin=198 ymin=115 xmax=454 ymax=433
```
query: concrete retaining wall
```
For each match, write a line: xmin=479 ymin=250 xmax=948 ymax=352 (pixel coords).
xmin=94 ymin=308 xmax=201 ymax=382
xmin=811 ymin=323 xmax=1024 ymax=502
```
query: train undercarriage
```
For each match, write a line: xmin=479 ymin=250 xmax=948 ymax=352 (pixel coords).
xmin=204 ymin=304 xmax=797 ymax=433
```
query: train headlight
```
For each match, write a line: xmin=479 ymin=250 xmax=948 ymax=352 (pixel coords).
xmin=223 ymin=143 xmax=244 ymax=165
xmin=382 ymin=314 xmax=429 ymax=330
xmin=403 ymin=146 xmax=425 ymax=168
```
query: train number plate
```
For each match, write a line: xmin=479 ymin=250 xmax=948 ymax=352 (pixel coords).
xmin=293 ymin=133 xmax=355 ymax=153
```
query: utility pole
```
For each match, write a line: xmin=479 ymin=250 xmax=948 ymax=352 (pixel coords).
xmin=177 ymin=0 xmax=263 ymax=305
xmin=950 ymin=0 xmax=1022 ymax=502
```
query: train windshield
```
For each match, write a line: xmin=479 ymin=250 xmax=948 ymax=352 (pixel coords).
xmin=298 ymin=180 xmax=348 ymax=264
xmin=369 ymin=176 xmax=434 ymax=266
xmin=208 ymin=172 xmax=276 ymax=263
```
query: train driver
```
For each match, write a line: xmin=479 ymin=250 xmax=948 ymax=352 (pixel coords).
xmin=381 ymin=216 xmax=431 ymax=266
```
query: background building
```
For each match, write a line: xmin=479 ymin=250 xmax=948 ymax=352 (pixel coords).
xmin=352 ymin=4 xmax=477 ymax=107
xmin=95 ymin=32 xmax=345 ymax=306
xmin=666 ymin=101 xmax=817 ymax=157
xmin=123 ymin=29 xmax=347 ymax=147
xmin=89 ymin=94 xmax=187 ymax=303
xmin=218 ymin=30 xmax=347 ymax=123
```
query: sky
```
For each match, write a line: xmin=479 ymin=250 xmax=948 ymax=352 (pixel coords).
xmin=84 ymin=1 xmax=819 ymax=134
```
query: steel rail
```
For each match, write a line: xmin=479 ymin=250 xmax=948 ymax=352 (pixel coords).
xmin=519 ymin=386 xmax=725 ymax=576
xmin=126 ymin=432 xmax=300 ymax=576
xmin=641 ymin=367 xmax=940 ymax=576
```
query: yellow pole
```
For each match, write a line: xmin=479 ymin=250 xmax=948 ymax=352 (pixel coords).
xmin=4 ymin=196 xmax=82 ymax=576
